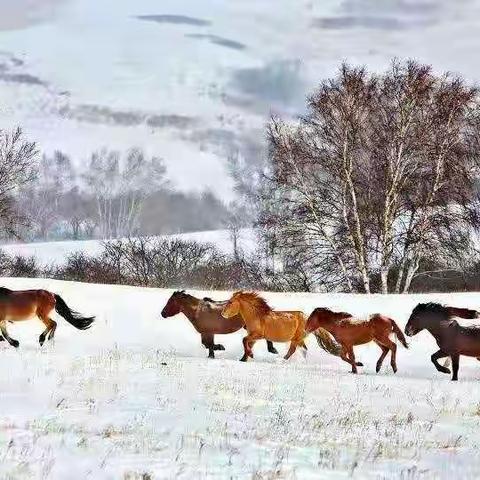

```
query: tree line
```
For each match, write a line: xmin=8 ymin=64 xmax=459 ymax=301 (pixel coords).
xmin=0 ymin=144 xmax=230 ymax=242
xmin=1 ymin=59 xmax=480 ymax=293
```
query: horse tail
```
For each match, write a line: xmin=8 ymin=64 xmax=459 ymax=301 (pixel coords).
xmin=391 ymin=319 xmax=408 ymax=348
xmin=54 ymin=294 xmax=95 ymax=330
xmin=313 ymin=327 xmax=342 ymax=357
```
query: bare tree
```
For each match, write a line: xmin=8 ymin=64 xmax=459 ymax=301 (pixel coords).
xmin=83 ymin=148 xmax=167 ymax=239
xmin=261 ymin=60 xmax=480 ymax=293
xmin=0 ymin=127 xmax=38 ymax=238
xmin=18 ymin=151 xmax=74 ymax=239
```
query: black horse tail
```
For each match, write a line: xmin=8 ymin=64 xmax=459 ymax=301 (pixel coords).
xmin=54 ymin=294 xmax=95 ymax=330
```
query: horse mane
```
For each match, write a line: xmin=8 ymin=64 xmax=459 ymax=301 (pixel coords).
xmin=313 ymin=307 xmax=353 ymax=319
xmin=412 ymin=302 xmax=479 ymax=321
xmin=411 ymin=302 xmax=449 ymax=320
xmin=0 ymin=287 xmax=12 ymax=297
xmin=233 ymin=291 xmax=273 ymax=315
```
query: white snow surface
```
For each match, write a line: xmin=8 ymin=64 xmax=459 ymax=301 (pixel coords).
xmin=0 ymin=277 xmax=480 ymax=479
xmin=0 ymin=229 xmax=256 ymax=266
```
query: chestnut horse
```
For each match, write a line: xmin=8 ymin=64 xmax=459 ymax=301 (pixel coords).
xmin=405 ymin=303 xmax=480 ymax=381
xmin=221 ymin=291 xmax=341 ymax=362
xmin=161 ymin=291 xmax=278 ymax=358
xmin=306 ymin=307 xmax=408 ymax=374
xmin=0 ymin=287 xmax=94 ymax=348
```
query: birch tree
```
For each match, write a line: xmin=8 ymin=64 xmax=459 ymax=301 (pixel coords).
xmin=262 ymin=60 xmax=480 ymax=293
xmin=83 ymin=148 xmax=167 ymax=239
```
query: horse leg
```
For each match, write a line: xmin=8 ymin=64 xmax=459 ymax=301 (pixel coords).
xmin=374 ymin=342 xmax=389 ymax=373
xmin=431 ymin=349 xmax=450 ymax=374
xmin=451 ymin=354 xmax=460 ymax=381
xmin=240 ymin=334 xmax=257 ymax=362
xmin=38 ymin=313 xmax=57 ymax=346
xmin=345 ymin=346 xmax=358 ymax=374
xmin=284 ymin=341 xmax=299 ymax=360
xmin=339 ymin=345 xmax=357 ymax=370
xmin=376 ymin=335 xmax=398 ymax=373
xmin=201 ymin=333 xmax=215 ymax=359
xmin=0 ymin=320 xmax=19 ymax=348
xmin=213 ymin=343 xmax=225 ymax=351
xmin=266 ymin=340 xmax=278 ymax=354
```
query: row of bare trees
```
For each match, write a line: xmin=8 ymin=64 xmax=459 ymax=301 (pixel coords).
xmin=245 ymin=60 xmax=480 ymax=293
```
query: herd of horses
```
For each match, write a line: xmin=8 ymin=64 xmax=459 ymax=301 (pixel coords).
xmin=0 ymin=286 xmax=479 ymax=381
xmin=161 ymin=290 xmax=480 ymax=381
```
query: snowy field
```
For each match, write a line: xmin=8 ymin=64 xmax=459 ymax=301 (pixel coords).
xmin=0 ymin=277 xmax=480 ymax=479
xmin=0 ymin=229 xmax=254 ymax=266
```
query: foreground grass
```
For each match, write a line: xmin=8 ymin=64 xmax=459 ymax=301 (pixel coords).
xmin=1 ymin=346 xmax=480 ymax=479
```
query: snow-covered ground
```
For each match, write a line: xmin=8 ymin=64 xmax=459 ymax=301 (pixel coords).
xmin=1 ymin=277 xmax=480 ymax=479
xmin=0 ymin=229 xmax=255 ymax=266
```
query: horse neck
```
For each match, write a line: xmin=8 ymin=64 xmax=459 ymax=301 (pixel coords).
xmin=239 ymin=301 xmax=265 ymax=328
xmin=423 ymin=319 xmax=450 ymax=339
xmin=179 ymin=296 xmax=200 ymax=323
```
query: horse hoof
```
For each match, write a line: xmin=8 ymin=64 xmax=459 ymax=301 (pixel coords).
xmin=0 ymin=336 xmax=4 ymax=342
xmin=452 ymin=378 xmax=458 ymax=382
xmin=214 ymin=344 xmax=225 ymax=351
xmin=269 ymin=348 xmax=279 ymax=355
xmin=439 ymin=367 xmax=451 ymax=374
xmin=356 ymin=362 xmax=364 ymax=367
xmin=239 ymin=357 xmax=248 ymax=362
xmin=11 ymin=340 xmax=19 ymax=348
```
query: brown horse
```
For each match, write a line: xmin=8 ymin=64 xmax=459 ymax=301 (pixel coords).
xmin=0 ymin=287 xmax=94 ymax=348
xmin=405 ymin=303 xmax=480 ymax=381
xmin=161 ymin=291 xmax=278 ymax=358
xmin=305 ymin=307 xmax=408 ymax=374
xmin=221 ymin=291 xmax=341 ymax=362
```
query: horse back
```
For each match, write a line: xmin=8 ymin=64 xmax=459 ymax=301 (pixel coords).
xmin=0 ymin=289 xmax=55 ymax=318
xmin=194 ymin=302 xmax=245 ymax=335
xmin=263 ymin=311 xmax=305 ymax=342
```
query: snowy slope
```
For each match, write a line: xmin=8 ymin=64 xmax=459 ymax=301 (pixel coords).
xmin=2 ymin=1 xmax=480 ymax=198
xmin=1 ymin=277 xmax=480 ymax=479
xmin=0 ymin=228 xmax=255 ymax=265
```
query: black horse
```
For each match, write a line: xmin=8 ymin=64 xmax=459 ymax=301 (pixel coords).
xmin=405 ymin=303 xmax=480 ymax=381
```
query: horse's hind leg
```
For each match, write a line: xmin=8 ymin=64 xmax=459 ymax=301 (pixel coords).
xmin=0 ymin=320 xmax=19 ymax=348
xmin=284 ymin=341 xmax=299 ymax=360
xmin=374 ymin=341 xmax=389 ymax=373
xmin=38 ymin=313 xmax=57 ymax=346
xmin=267 ymin=340 xmax=278 ymax=354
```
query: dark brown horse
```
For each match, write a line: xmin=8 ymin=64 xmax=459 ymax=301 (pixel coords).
xmin=306 ymin=307 xmax=408 ymax=374
xmin=405 ymin=303 xmax=480 ymax=381
xmin=161 ymin=291 xmax=278 ymax=358
xmin=0 ymin=287 xmax=94 ymax=347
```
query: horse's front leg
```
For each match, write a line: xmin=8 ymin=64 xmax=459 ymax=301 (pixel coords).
xmin=451 ymin=354 xmax=460 ymax=381
xmin=431 ymin=349 xmax=450 ymax=374
xmin=346 ymin=346 xmax=358 ymax=374
xmin=0 ymin=320 xmax=19 ymax=348
xmin=240 ymin=334 xmax=258 ymax=362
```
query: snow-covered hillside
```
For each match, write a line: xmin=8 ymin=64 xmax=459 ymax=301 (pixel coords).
xmin=2 ymin=1 xmax=480 ymax=198
xmin=0 ymin=228 xmax=255 ymax=265
xmin=1 ymin=277 xmax=480 ymax=479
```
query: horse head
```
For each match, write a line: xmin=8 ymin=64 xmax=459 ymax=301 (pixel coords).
xmin=405 ymin=303 xmax=448 ymax=336
xmin=161 ymin=290 xmax=187 ymax=318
